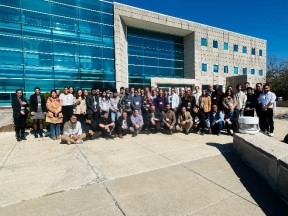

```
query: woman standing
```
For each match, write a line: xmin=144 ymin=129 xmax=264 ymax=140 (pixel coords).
xmin=99 ymin=90 xmax=110 ymax=114
xmin=198 ymin=90 xmax=211 ymax=130
xmin=73 ymin=89 xmax=87 ymax=123
xmin=222 ymin=89 xmax=237 ymax=114
xmin=30 ymin=87 xmax=47 ymax=138
xmin=12 ymin=89 xmax=29 ymax=141
xmin=46 ymin=90 xmax=63 ymax=140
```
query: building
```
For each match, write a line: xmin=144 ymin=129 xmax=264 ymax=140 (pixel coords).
xmin=0 ymin=0 xmax=266 ymax=106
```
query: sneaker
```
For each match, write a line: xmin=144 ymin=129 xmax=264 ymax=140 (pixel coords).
xmin=21 ymin=137 xmax=27 ymax=140
xmin=52 ymin=137 xmax=56 ymax=140
xmin=76 ymin=139 xmax=83 ymax=144
xmin=56 ymin=136 xmax=60 ymax=140
xmin=39 ymin=133 xmax=44 ymax=138
xmin=34 ymin=134 xmax=38 ymax=138
xmin=67 ymin=141 xmax=71 ymax=145
xmin=132 ymin=132 xmax=137 ymax=137
xmin=16 ymin=137 xmax=21 ymax=142
xmin=118 ymin=134 xmax=123 ymax=139
xmin=217 ymin=133 xmax=220 ymax=136
xmin=268 ymin=133 xmax=274 ymax=137
xmin=185 ymin=130 xmax=189 ymax=135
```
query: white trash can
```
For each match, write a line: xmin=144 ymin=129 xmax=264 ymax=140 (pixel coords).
xmin=239 ymin=117 xmax=259 ymax=135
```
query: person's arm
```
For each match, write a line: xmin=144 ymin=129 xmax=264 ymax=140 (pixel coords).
xmin=177 ymin=115 xmax=181 ymax=125
xmin=215 ymin=111 xmax=224 ymax=123
xmin=162 ymin=112 xmax=168 ymax=125
xmin=264 ymin=93 xmax=277 ymax=109
xmin=139 ymin=116 xmax=144 ymax=127
xmin=186 ymin=113 xmax=192 ymax=122
xmin=171 ymin=112 xmax=176 ymax=126
xmin=130 ymin=115 xmax=136 ymax=126
xmin=63 ymin=122 xmax=70 ymax=136
xmin=41 ymin=95 xmax=47 ymax=112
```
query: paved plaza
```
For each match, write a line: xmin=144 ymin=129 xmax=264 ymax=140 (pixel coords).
xmin=0 ymin=108 xmax=287 ymax=215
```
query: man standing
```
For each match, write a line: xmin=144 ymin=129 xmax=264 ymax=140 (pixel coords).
xmin=162 ymin=104 xmax=176 ymax=134
xmin=235 ymin=84 xmax=247 ymax=116
xmin=176 ymin=107 xmax=193 ymax=135
xmin=255 ymin=83 xmax=265 ymax=131
xmin=170 ymin=88 xmax=180 ymax=112
xmin=210 ymin=104 xmax=224 ymax=136
xmin=193 ymin=86 xmax=201 ymax=104
xmin=120 ymin=88 xmax=132 ymax=116
xmin=61 ymin=114 xmax=86 ymax=144
xmin=211 ymin=85 xmax=224 ymax=109
xmin=130 ymin=109 xmax=144 ymax=137
xmin=258 ymin=84 xmax=277 ymax=137
xmin=86 ymin=88 xmax=100 ymax=121
xmin=131 ymin=90 xmax=142 ymax=113
xmin=154 ymin=89 xmax=168 ymax=112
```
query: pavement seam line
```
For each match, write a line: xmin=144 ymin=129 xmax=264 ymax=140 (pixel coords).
xmin=75 ymin=145 xmax=108 ymax=183
xmin=180 ymin=161 xmax=260 ymax=208
xmin=0 ymin=142 xmax=17 ymax=171
xmin=104 ymin=183 xmax=127 ymax=216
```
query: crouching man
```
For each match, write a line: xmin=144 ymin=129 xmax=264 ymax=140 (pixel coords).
xmin=61 ymin=114 xmax=86 ymax=144
xmin=82 ymin=115 xmax=102 ymax=140
xmin=176 ymin=106 xmax=193 ymax=135
xmin=225 ymin=104 xmax=239 ymax=136
xmin=99 ymin=111 xmax=115 ymax=139
xmin=210 ymin=104 xmax=224 ymax=136
xmin=130 ymin=109 xmax=143 ymax=137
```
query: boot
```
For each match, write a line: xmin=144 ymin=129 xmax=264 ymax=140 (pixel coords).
xmin=39 ymin=130 xmax=44 ymax=138
xmin=16 ymin=134 xmax=21 ymax=142
xmin=21 ymin=134 xmax=27 ymax=140
xmin=34 ymin=130 xmax=38 ymax=138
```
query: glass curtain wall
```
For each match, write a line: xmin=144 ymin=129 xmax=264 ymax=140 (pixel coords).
xmin=127 ymin=27 xmax=184 ymax=88
xmin=0 ymin=0 xmax=115 ymax=106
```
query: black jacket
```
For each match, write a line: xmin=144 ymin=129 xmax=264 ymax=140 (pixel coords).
xmin=86 ymin=94 xmax=100 ymax=115
xmin=29 ymin=94 xmax=46 ymax=113
xmin=82 ymin=120 xmax=98 ymax=133
xmin=146 ymin=110 xmax=163 ymax=122
xmin=116 ymin=116 xmax=132 ymax=128
xmin=12 ymin=96 xmax=29 ymax=118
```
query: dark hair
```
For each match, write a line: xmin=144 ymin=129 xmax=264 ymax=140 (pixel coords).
xmin=247 ymin=87 xmax=253 ymax=91
xmin=244 ymin=82 xmax=250 ymax=85
xmin=225 ymin=89 xmax=234 ymax=97
xmin=263 ymin=83 xmax=270 ymax=88
xmin=75 ymin=89 xmax=85 ymax=100
xmin=256 ymin=83 xmax=262 ymax=87
xmin=34 ymin=87 xmax=40 ymax=91
xmin=120 ymin=87 xmax=125 ymax=90
xmin=15 ymin=89 xmax=23 ymax=93
xmin=64 ymin=86 xmax=69 ymax=90
xmin=50 ymin=90 xmax=57 ymax=95
xmin=236 ymin=84 xmax=242 ymax=89
xmin=193 ymin=105 xmax=199 ymax=109
xmin=71 ymin=114 xmax=77 ymax=118
xmin=85 ymin=115 xmax=93 ymax=120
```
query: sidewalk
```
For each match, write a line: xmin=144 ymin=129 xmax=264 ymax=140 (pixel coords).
xmin=0 ymin=131 xmax=288 ymax=215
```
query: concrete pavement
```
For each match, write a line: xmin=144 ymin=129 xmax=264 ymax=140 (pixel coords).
xmin=0 ymin=130 xmax=288 ymax=215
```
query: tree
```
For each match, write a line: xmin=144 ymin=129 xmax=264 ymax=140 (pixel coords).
xmin=266 ymin=56 xmax=288 ymax=100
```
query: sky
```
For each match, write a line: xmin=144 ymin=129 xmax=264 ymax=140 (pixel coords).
xmin=114 ymin=0 xmax=288 ymax=60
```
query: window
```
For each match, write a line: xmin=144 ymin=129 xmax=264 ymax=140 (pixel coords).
xmin=259 ymin=49 xmax=263 ymax=56
xmin=213 ymin=64 xmax=219 ymax=72
xmin=213 ymin=40 xmax=218 ymax=48
xmin=259 ymin=69 xmax=263 ymax=76
xmin=242 ymin=67 xmax=247 ymax=75
xmin=224 ymin=65 xmax=229 ymax=74
xmin=233 ymin=44 xmax=238 ymax=52
xmin=202 ymin=63 xmax=208 ymax=72
xmin=224 ymin=42 xmax=229 ymax=50
xmin=251 ymin=48 xmax=256 ymax=55
xmin=251 ymin=68 xmax=255 ymax=75
xmin=234 ymin=66 xmax=238 ymax=75
xmin=201 ymin=38 xmax=207 ymax=47
xmin=242 ymin=46 xmax=247 ymax=53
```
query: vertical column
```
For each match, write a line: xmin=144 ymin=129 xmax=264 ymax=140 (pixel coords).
xmin=184 ymin=33 xmax=195 ymax=79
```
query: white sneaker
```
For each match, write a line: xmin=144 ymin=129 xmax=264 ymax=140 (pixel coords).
xmin=268 ymin=133 xmax=274 ymax=137
xmin=76 ymin=139 xmax=83 ymax=144
xmin=67 ymin=141 xmax=71 ymax=145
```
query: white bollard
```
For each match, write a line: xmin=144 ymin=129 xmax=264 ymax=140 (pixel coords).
xmin=238 ymin=117 xmax=260 ymax=135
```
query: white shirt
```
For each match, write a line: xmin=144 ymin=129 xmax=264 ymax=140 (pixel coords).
xmin=235 ymin=91 xmax=247 ymax=109
xmin=59 ymin=93 xmax=74 ymax=106
xmin=171 ymin=93 xmax=179 ymax=109
xmin=193 ymin=91 xmax=201 ymax=103
xmin=258 ymin=91 xmax=276 ymax=108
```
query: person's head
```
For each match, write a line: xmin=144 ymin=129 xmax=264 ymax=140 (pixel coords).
xmin=101 ymin=90 xmax=107 ymax=98
xmin=202 ymin=89 xmax=206 ymax=96
xmin=140 ymin=89 xmax=145 ymax=95
xmin=122 ymin=111 xmax=127 ymax=119
xmin=145 ymin=87 xmax=150 ymax=93
xmin=130 ymin=87 xmax=135 ymax=94
xmin=152 ymin=90 xmax=156 ymax=96
xmin=63 ymin=86 xmax=69 ymax=95
xmin=228 ymin=103 xmax=234 ymax=111
xmin=76 ymin=89 xmax=84 ymax=99
xmin=195 ymin=86 xmax=200 ymax=92
xmin=227 ymin=85 xmax=233 ymax=91
xmin=256 ymin=83 xmax=263 ymax=92
xmin=16 ymin=89 xmax=23 ymax=97
xmin=215 ymin=85 xmax=219 ymax=90
xmin=101 ymin=111 xmax=109 ymax=119
xmin=171 ymin=88 xmax=175 ymax=95
xmin=263 ymin=83 xmax=270 ymax=93
xmin=120 ymin=87 xmax=125 ymax=94
xmin=85 ymin=115 xmax=93 ymax=124
xmin=159 ymin=89 xmax=163 ymax=96
xmin=50 ymin=90 xmax=57 ymax=98
xmin=55 ymin=89 xmax=60 ymax=96
xmin=70 ymin=114 xmax=77 ymax=124
xmin=150 ymin=104 xmax=156 ymax=112
xmin=247 ymin=87 xmax=253 ymax=94
xmin=193 ymin=105 xmax=199 ymax=113
xmin=91 ymin=87 xmax=97 ymax=95
xmin=244 ymin=82 xmax=250 ymax=89
xmin=34 ymin=87 xmax=40 ymax=95
xmin=83 ymin=89 xmax=88 ymax=97
xmin=236 ymin=84 xmax=242 ymax=92
xmin=208 ymin=84 xmax=213 ymax=91
xmin=212 ymin=104 xmax=218 ymax=112
xmin=146 ymin=91 xmax=151 ymax=98
xmin=225 ymin=89 xmax=233 ymax=97
xmin=68 ymin=86 xmax=74 ymax=94
xmin=113 ymin=89 xmax=118 ymax=97
xmin=181 ymin=106 xmax=186 ymax=114
xmin=133 ymin=109 xmax=139 ymax=116
xmin=165 ymin=103 xmax=171 ymax=111
xmin=125 ymin=88 xmax=129 ymax=94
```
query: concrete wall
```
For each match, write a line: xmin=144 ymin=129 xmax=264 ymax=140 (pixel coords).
xmin=233 ymin=133 xmax=288 ymax=204
xmin=226 ymin=75 xmax=266 ymax=89
xmin=114 ymin=3 xmax=267 ymax=89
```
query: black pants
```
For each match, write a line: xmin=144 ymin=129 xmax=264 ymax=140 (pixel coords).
xmin=262 ymin=108 xmax=274 ymax=133
xmin=256 ymin=107 xmax=265 ymax=131
xmin=116 ymin=127 xmax=129 ymax=136
xmin=149 ymin=121 xmax=162 ymax=132
xmin=62 ymin=105 xmax=74 ymax=125
xmin=14 ymin=115 xmax=26 ymax=137
xmin=85 ymin=131 xmax=102 ymax=140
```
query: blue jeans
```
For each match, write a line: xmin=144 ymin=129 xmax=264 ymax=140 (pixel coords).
xmin=111 ymin=111 xmax=121 ymax=122
xmin=50 ymin=123 xmax=60 ymax=138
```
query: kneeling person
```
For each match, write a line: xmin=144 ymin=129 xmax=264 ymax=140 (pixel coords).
xmin=116 ymin=111 xmax=130 ymax=138
xmin=61 ymin=114 xmax=86 ymax=144
xmin=99 ymin=111 xmax=115 ymax=139
xmin=176 ymin=107 xmax=193 ymax=135
xmin=162 ymin=104 xmax=176 ymax=134
xmin=82 ymin=115 xmax=102 ymax=140
xmin=130 ymin=109 xmax=143 ymax=137
xmin=210 ymin=104 xmax=224 ymax=135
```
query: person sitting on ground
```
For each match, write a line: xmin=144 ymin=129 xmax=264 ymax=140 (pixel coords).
xmin=224 ymin=103 xmax=240 ymax=136
xmin=82 ymin=115 xmax=102 ymax=140
xmin=116 ymin=111 xmax=130 ymax=138
xmin=61 ymin=114 xmax=86 ymax=144
xmin=130 ymin=109 xmax=143 ymax=137
xmin=209 ymin=104 xmax=224 ymax=136
xmin=162 ymin=104 xmax=176 ymax=135
xmin=98 ymin=111 xmax=115 ymax=139
xmin=146 ymin=104 xmax=163 ymax=134
xmin=191 ymin=105 xmax=206 ymax=135
xmin=176 ymin=106 xmax=193 ymax=135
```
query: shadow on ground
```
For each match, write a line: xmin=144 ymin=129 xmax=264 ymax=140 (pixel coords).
xmin=207 ymin=142 xmax=288 ymax=216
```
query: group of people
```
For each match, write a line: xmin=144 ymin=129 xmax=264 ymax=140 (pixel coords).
xmin=11 ymin=82 xmax=277 ymax=144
